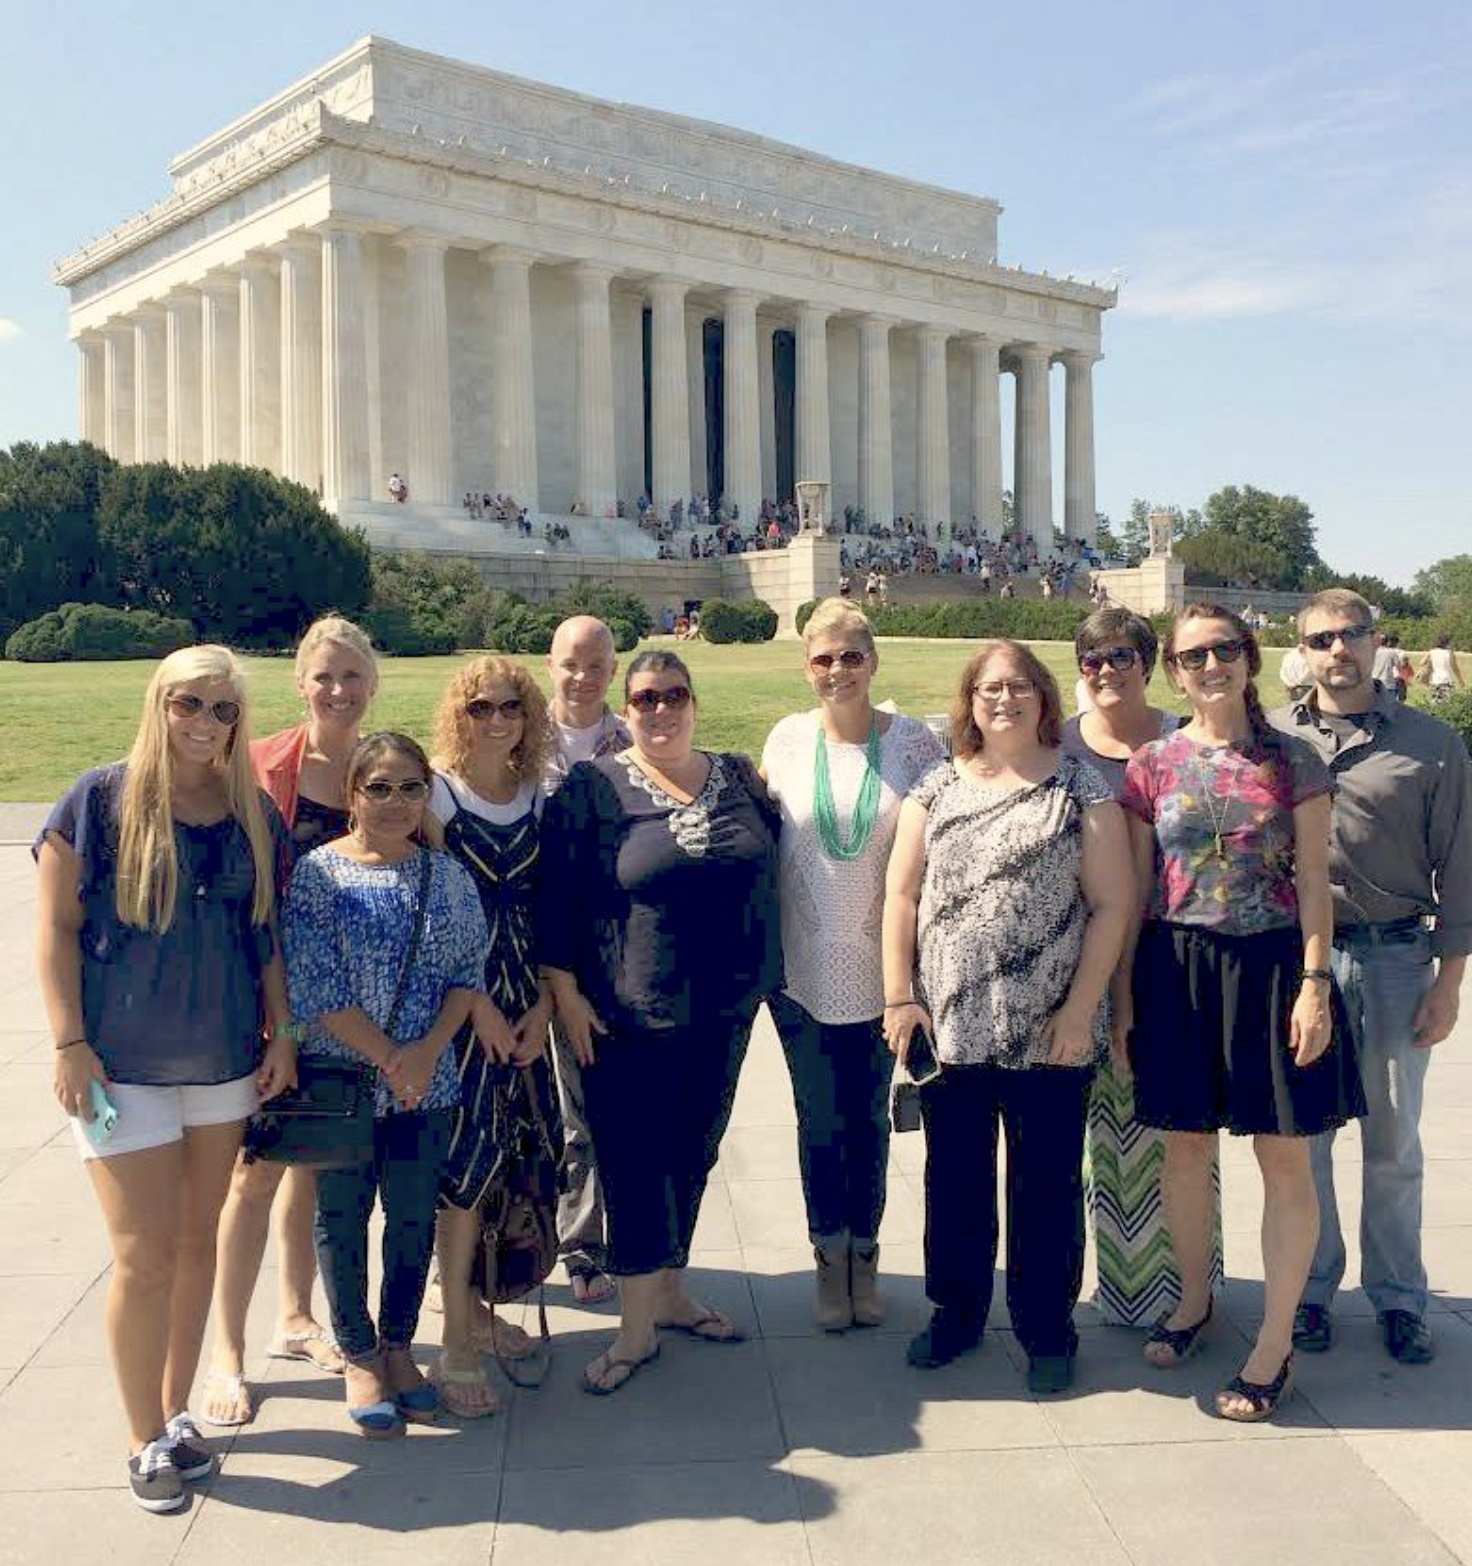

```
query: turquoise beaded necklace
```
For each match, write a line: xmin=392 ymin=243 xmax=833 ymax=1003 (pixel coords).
xmin=813 ymin=717 xmax=883 ymax=861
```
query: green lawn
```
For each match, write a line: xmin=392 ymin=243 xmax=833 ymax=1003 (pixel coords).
xmin=0 ymin=640 xmax=1289 ymax=802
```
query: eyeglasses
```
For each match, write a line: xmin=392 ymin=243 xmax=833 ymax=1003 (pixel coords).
xmin=1078 ymin=646 xmax=1141 ymax=675
xmin=808 ymin=650 xmax=870 ymax=672
xmin=627 ymin=685 xmax=693 ymax=714
xmin=1303 ymin=623 xmax=1374 ymax=653
xmin=1171 ymin=640 xmax=1246 ymax=672
xmin=973 ymin=679 xmax=1037 ymax=701
xmin=465 ymin=697 xmax=525 ymax=720
xmin=167 ymin=693 xmax=241 ymax=727
xmin=355 ymin=779 xmax=430 ymax=803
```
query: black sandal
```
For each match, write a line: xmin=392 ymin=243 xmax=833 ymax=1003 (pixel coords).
xmin=1143 ymin=1300 xmax=1212 ymax=1366
xmin=1216 ymin=1353 xmax=1293 ymax=1422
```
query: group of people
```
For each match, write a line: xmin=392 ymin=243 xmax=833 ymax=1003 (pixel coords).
xmin=35 ymin=589 xmax=1471 ymax=1514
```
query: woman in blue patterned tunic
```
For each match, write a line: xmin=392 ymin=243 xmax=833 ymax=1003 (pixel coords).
xmin=426 ymin=656 xmax=560 ymax=1419
xmin=283 ymin=733 xmax=488 ymax=1438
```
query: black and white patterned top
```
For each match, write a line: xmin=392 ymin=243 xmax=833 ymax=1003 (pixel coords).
xmin=911 ymin=754 xmax=1114 ymax=1069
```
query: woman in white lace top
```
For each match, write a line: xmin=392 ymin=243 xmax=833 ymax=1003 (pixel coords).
xmin=761 ymin=599 xmax=944 ymax=1331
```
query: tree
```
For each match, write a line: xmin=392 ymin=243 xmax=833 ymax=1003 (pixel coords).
xmin=1094 ymin=512 xmax=1122 ymax=558
xmin=1412 ymin=555 xmax=1472 ymax=615
xmin=1300 ymin=564 xmax=1433 ymax=619
xmin=1197 ymin=484 xmax=1319 ymax=589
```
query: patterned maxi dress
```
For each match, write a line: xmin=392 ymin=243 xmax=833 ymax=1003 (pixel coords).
xmin=435 ymin=776 xmax=562 ymax=1213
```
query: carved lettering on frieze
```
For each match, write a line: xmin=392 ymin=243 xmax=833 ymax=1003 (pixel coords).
xmin=812 ymin=255 xmax=835 ymax=279
xmin=419 ymin=169 xmax=451 ymax=198
xmin=876 ymin=265 xmax=898 ymax=293
xmin=591 ymin=207 xmax=617 ymax=233
xmin=664 ymin=220 xmax=691 ymax=252
xmin=504 ymin=187 xmax=537 ymax=218
xmin=738 ymin=237 xmax=763 ymax=264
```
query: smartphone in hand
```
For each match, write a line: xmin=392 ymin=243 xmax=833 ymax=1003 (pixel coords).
xmin=903 ymin=1026 xmax=941 ymax=1085
xmin=83 ymin=1078 xmax=119 ymax=1147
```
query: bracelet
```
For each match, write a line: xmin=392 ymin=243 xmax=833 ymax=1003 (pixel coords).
xmin=883 ymin=1001 xmax=914 ymax=1010
xmin=54 ymin=1036 xmax=87 ymax=1052
xmin=1301 ymin=969 xmax=1332 ymax=984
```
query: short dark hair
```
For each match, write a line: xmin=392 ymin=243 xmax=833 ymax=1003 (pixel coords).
xmin=625 ymin=649 xmax=696 ymax=704
xmin=1075 ymin=607 xmax=1160 ymax=677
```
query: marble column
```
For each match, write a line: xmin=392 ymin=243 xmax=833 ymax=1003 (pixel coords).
xmin=78 ymin=334 xmax=106 ymax=449
xmin=131 ymin=307 xmax=167 ymax=463
xmin=723 ymin=288 xmax=762 ymax=522
xmin=1063 ymin=351 xmax=1099 ymax=543
xmin=319 ymin=224 xmax=372 ymax=509
xmin=796 ymin=302 xmax=832 ymax=487
xmin=199 ymin=277 xmax=240 ymax=466
xmin=686 ymin=304 xmax=707 ymax=496
xmin=485 ymin=248 xmax=539 ymax=509
xmin=858 ymin=314 xmax=894 ymax=527
xmin=1013 ymin=343 xmax=1053 ymax=546
xmin=916 ymin=324 xmax=951 ymax=526
xmin=278 ymin=240 xmax=323 ymax=490
xmin=238 ymin=256 xmax=280 ymax=471
xmin=649 ymin=275 xmax=692 ymax=513
xmin=572 ymin=262 xmax=618 ymax=517
xmin=967 ymin=336 xmax=1003 ymax=530
xmin=757 ymin=318 xmax=777 ymax=503
xmin=164 ymin=291 xmax=202 ymax=467
xmin=401 ymin=236 xmax=454 ymax=507
xmin=101 ymin=324 xmax=135 ymax=463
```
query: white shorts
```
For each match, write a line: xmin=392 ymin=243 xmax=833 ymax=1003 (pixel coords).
xmin=71 ymin=1074 xmax=260 ymax=1162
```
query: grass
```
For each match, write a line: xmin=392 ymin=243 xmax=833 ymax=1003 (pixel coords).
xmin=0 ymin=639 xmax=1291 ymax=802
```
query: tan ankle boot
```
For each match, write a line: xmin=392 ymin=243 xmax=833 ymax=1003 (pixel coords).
xmin=850 ymin=1243 xmax=885 ymax=1327
xmin=813 ymin=1244 xmax=852 ymax=1332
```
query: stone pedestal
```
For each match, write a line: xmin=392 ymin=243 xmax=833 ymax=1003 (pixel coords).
xmin=1097 ymin=555 xmax=1186 ymax=616
xmin=781 ymin=533 xmax=841 ymax=635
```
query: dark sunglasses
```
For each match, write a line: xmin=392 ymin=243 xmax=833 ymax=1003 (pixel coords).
xmin=355 ymin=779 xmax=430 ymax=803
xmin=465 ymin=697 xmax=525 ymax=720
xmin=808 ymin=650 xmax=870 ymax=672
xmin=1078 ymin=646 xmax=1142 ymax=675
xmin=1171 ymin=640 xmax=1246 ymax=672
xmin=627 ymin=684 xmax=692 ymax=714
xmin=1303 ymin=623 xmax=1374 ymax=653
xmin=167 ymin=693 xmax=241 ymax=726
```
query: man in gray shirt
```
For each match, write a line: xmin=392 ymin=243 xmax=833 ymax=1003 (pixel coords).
xmin=1272 ymin=588 xmax=1472 ymax=1365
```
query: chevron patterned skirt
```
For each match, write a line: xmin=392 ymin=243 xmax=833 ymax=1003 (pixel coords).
xmin=1085 ymin=1055 xmax=1225 ymax=1327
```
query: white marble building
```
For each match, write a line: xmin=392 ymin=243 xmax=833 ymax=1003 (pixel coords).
xmin=56 ymin=37 xmax=1114 ymax=551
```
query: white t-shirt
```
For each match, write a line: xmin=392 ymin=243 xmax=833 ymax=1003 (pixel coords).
xmin=761 ymin=710 xmax=945 ymax=1025
xmin=1427 ymin=647 xmax=1459 ymax=687
xmin=555 ymin=719 xmax=606 ymax=768
xmin=1371 ymin=645 xmax=1401 ymax=685
xmin=429 ymin=771 xmax=541 ymax=826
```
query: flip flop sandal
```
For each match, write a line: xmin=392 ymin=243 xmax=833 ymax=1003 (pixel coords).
xmin=431 ymin=1363 xmax=502 ymax=1420
xmin=1143 ymin=1302 xmax=1212 ymax=1367
xmin=570 ymin=1271 xmax=618 ymax=1306
xmin=660 ymin=1309 xmax=745 ymax=1343
xmin=471 ymin=1317 xmax=535 ymax=1359
xmin=581 ymin=1343 xmax=661 ymax=1396
xmin=267 ymin=1330 xmax=345 ymax=1373
xmin=199 ymin=1369 xmax=254 ymax=1428
xmin=348 ymin=1398 xmax=405 ymax=1439
xmin=1216 ymin=1354 xmax=1294 ymax=1423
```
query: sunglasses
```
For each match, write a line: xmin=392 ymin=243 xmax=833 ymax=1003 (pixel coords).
xmin=1171 ymin=640 xmax=1246 ymax=672
xmin=627 ymin=684 xmax=692 ymax=714
xmin=355 ymin=779 xmax=430 ymax=803
xmin=465 ymin=697 xmax=525 ymax=720
xmin=1078 ymin=646 xmax=1141 ymax=675
xmin=167 ymin=693 xmax=241 ymax=726
xmin=974 ymin=679 xmax=1037 ymax=701
xmin=809 ymin=650 xmax=870 ymax=672
xmin=1303 ymin=623 xmax=1374 ymax=653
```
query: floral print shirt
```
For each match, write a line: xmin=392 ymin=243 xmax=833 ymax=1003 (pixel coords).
xmin=1121 ymin=729 xmax=1331 ymax=935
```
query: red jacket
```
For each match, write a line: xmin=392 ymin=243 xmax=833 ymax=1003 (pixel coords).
xmin=251 ymin=724 xmax=310 ymax=828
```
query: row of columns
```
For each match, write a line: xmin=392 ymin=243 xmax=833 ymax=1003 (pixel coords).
xmin=79 ymin=231 xmax=1099 ymax=539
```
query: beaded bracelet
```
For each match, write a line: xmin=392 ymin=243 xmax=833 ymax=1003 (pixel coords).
xmin=1301 ymin=968 xmax=1332 ymax=984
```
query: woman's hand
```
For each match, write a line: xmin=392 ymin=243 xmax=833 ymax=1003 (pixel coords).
xmin=552 ymin=981 xmax=606 ymax=1068
xmin=472 ymin=996 xmax=517 ymax=1065
xmin=1290 ymin=980 xmax=1332 ymax=1067
xmin=883 ymin=1001 xmax=931 ymax=1057
xmin=390 ymin=1039 xmax=440 ymax=1109
xmin=256 ymin=1033 xmax=298 ymax=1100
xmin=54 ymin=1041 xmax=108 ymax=1119
xmin=510 ymin=996 xmax=552 ymax=1067
xmin=1108 ymin=990 xmax=1134 ymax=1076
xmin=1043 ymin=1003 xmax=1097 ymax=1068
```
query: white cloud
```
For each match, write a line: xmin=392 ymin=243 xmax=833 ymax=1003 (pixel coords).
xmin=0 ymin=319 xmax=21 ymax=345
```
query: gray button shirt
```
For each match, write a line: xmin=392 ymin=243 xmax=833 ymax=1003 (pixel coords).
xmin=1269 ymin=686 xmax=1472 ymax=957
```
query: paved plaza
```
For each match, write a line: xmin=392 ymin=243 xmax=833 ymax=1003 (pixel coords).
xmin=0 ymin=819 xmax=1469 ymax=1565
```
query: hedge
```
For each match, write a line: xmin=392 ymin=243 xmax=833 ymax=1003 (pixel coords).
xmin=699 ymin=598 xmax=778 ymax=644
xmin=5 ymin=602 xmax=194 ymax=662
xmin=1407 ymin=687 xmax=1472 ymax=755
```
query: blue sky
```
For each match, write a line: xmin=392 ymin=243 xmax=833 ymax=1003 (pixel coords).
xmin=3 ymin=0 xmax=1467 ymax=584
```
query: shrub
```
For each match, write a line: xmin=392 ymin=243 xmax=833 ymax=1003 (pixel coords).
xmin=700 ymin=598 xmax=778 ymax=644
xmin=365 ymin=552 xmax=484 ymax=655
xmin=5 ymin=602 xmax=193 ymax=662
xmin=794 ymin=599 xmax=818 ymax=634
xmin=1407 ymin=687 xmax=1472 ymax=755
xmin=863 ymin=598 xmax=1088 ymax=642
xmin=550 ymin=580 xmax=654 ymax=640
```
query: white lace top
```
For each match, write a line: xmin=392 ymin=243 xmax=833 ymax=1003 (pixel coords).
xmin=761 ymin=710 xmax=944 ymax=1025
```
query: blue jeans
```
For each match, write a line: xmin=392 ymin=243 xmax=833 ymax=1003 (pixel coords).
xmin=314 ymin=1109 xmax=452 ymax=1361
xmin=1305 ymin=927 xmax=1435 ymax=1318
xmin=771 ymin=992 xmax=892 ymax=1246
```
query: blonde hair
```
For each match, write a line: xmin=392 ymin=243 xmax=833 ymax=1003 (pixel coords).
xmin=294 ymin=614 xmax=378 ymax=685
xmin=431 ymin=655 xmax=552 ymax=782
xmin=802 ymin=597 xmax=876 ymax=656
xmin=117 ymin=646 xmax=277 ymax=932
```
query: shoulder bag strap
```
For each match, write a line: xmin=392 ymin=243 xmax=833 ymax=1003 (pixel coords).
xmin=384 ymin=848 xmax=434 ymax=1042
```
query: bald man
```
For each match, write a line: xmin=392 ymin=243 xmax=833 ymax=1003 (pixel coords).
xmin=543 ymin=615 xmax=631 ymax=1303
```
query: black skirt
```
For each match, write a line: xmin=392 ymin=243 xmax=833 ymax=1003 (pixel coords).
xmin=1129 ymin=921 xmax=1365 ymax=1137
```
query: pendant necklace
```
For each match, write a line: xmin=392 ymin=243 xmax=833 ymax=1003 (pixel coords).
xmin=1191 ymin=753 xmax=1236 ymax=864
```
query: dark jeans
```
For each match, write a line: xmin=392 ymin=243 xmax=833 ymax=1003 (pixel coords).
xmin=314 ymin=1109 xmax=452 ymax=1362
xmin=921 ymin=1062 xmax=1093 ymax=1359
xmin=771 ymin=992 xmax=892 ymax=1245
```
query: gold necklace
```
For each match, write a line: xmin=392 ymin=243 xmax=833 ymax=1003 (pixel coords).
xmin=1188 ymin=752 xmax=1236 ymax=864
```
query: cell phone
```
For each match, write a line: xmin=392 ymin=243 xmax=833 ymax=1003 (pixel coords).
xmin=903 ymin=1026 xmax=941 ymax=1086
xmin=83 ymin=1078 xmax=119 ymax=1146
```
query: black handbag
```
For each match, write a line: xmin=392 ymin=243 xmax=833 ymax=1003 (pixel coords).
xmin=245 ymin=850 xmax=433 ymax=1169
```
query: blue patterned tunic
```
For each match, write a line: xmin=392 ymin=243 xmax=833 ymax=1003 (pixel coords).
xmin=283 ymin=844 xmax=489 ymax=1116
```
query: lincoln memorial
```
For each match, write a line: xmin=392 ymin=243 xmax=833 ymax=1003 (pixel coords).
xmin=56 ymin=37 xmax=1114 ymax=561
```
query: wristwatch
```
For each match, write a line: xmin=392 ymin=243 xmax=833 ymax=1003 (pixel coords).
xmin=268 ymin=1020 xmax=308 ymax=1044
